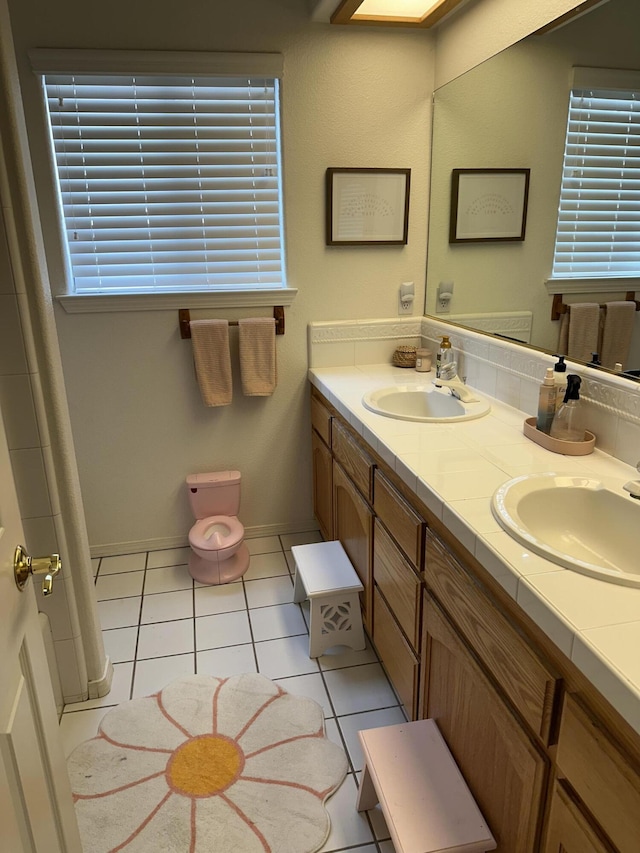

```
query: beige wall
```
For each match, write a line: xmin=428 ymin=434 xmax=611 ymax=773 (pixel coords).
xmin=434 ymin=0 xmax=592 ymax=87
xmin=7 ymin=0 xmax=435 ymax=552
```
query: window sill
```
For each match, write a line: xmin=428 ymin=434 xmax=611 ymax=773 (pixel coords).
xmin=545 ymin=277 xmax=640 ymax=295
xmin=57 ymin=288 xmax=298 ymax=314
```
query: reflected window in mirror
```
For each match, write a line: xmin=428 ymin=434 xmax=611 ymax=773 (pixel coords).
xmin=552 ymin=68 xmax=640 ymax=282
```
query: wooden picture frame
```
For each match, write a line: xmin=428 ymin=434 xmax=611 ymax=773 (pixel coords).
xmin=449 ymin=168 xmax=530 ymax=243
xmin=326 ymin=168 xmax=410 ymax=245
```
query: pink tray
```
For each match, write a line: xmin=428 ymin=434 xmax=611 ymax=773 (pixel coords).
xmin=523 ymin=417 xmax=595 ymax=455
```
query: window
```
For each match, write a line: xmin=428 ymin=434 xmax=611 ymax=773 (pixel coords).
xmin=552 ymin=68 xmax=640 ymax=280
xmin=37 ymin=52 xmax=286 ymax=297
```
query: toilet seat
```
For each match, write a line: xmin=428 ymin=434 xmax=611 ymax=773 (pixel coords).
xmin=189 ymin=515 xmax=244 ymax=556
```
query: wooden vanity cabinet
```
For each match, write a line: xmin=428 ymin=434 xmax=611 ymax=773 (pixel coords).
xmin=543 ymin=782 xmax=614 ymax=853
xmin=555 ymin=694 xmax=640 ymax=852
xmin=310 ymin=394 xmax=333 ymax=541
xmin=424 ymin=531 xmax=559 ymax=744
xmin=421 ymin=593 xmax=548 ymax=852
xmin=311 ymin=430 xmax=333 ymax=541
xmin=333 ymin=459 xmax=373 ymax=633
xmin=309 ymin=386 xmax=640 ymax=852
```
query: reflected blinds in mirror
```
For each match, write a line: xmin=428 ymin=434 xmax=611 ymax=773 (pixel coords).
xmin=552 ymin=69 xmax=640 ymax=278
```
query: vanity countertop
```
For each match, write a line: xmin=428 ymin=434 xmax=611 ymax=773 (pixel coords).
xmin=309 ymin=363 xmax=640 ymax=736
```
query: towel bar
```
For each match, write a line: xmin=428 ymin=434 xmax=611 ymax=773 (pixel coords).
xmin=551 ymin=292 xmax=640 ymax=321
xmin=179 ymin=307 xmax=285 ymax=338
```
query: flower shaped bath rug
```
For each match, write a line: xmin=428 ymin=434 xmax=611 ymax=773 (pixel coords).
xmin=67 ymin=672 xmax=348 ymax=853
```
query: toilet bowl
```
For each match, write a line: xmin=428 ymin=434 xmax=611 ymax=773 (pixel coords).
xmin=186 ymin=471 xmax=250 ymax=585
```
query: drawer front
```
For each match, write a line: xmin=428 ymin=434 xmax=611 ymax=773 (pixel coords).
xmin=424 ymin=531 xmax=559 ymax=743
xmin=332 ymin=419 xmax=373 ymax=502
xmin=373 ymin=469 xmax=424 ymax=569
xmin=373 ymin=586 xmax=419 ymax=719
xmin=373 ymin=519 xmax=421 ymax=649
xmin=310 ymin=393 xmax=332 ymax=447
xmin=556 ymin=694 xmax=640 ymax=852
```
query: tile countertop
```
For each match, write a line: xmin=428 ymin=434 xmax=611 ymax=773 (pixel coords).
xmin=309 ymin=364 xmax=640 ymax=736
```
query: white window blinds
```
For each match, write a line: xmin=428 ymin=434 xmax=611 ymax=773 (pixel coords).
xmin=552 ymin=74 xmax=640 ymax=279
xmin=43 ymin=73 xmax=285 ymax=293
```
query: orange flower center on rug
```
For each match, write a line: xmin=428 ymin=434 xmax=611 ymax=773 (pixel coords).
xmin=167 ymin=734 xmax=244 ymax=797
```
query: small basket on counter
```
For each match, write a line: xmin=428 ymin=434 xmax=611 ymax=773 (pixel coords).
xmin=392 ymin=345 xmax=417 ymax=368
xmin=523 ymin=417 xmax=596 ymax=455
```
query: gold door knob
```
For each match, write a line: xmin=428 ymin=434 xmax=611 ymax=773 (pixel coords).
xmin=14 ymin=544 xmax=61 ymax=596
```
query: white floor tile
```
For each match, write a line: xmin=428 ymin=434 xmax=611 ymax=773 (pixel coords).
xmin=146 ymin=546 xmax=191 ymax=569
xmin=323 ymin=717 xmax=343 ymax=749
xmin=280 ymin=530 xmax=323 ymax=549
xmin=195 ymin=610 xmax=252 ymax=651
xmin=246 ymin=536 xmax=282 ymax=555
xmin=91 ymin=558 xmax=99 ymax=578
xmin=132 ymin=653 xmax=195 ymax=698
xmin=197 ymin=644 xmax=257 ymax=678
xmin=338 ymin=707 xmax=407 ymax=772
xmin=97 ymin=596 xmax=141 ymax=630
xmin=323 ymin=664 xmax=398 ymax=716
xmin=255 ymin=634 xmax=319 ymax=680
xmin=144 ymin=564 xmax=193 ymax=594
xmin=141 ymin=589 xmax=194 ymax=624
xmin=194 ymin=582 xmax=246 ymax=616
xmin=318 ymin=639 xmax=379 ymax=671
xmin=245 ymin=575 xmax=294 ymax=608
xmin=318 ymin=774 xmax=375 ymax=852
xmin=243 ymin=551 xmax=290 ymax=581
xmin=250 ymin=602 xmax=307 ymax=641
xmin=99 ymin=552 xmax=146 ymax=575
xmin=284 ymin=550 xmax=296 ymax=573
xmin=59 ymin=708 xmax=109 ymax=757
xmin=95 ymin=571 xmax=144 ymax=601
xmin=136 ymin=619 xmax=194 ymax=660
xmin=102 ymin=626 xmax=138 ymax=663
xmin=64 ymin=662 xmax=133 ymax=712
xmin=274 ymin=672 xmax=333 ymax=717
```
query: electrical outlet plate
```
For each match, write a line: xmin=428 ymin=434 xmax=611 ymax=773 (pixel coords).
xmin=398 ymin=294 xmax=414 ymax=315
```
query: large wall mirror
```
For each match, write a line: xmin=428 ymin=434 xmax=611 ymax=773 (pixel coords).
xmin=425 ymin=0 xmax=640 ymax=379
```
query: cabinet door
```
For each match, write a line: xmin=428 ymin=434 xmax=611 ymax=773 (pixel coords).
xmin=544 ymin=782 xmax=613 ymax=853
xmin=422 ymin=594 xmax=548 ymax=853
xmin=311 ymin=429 xmax=333 ymax=541
xmin=333 ymin=460 xmax=373 ymax=633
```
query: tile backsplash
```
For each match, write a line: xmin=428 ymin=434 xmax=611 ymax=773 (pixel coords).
xmin=308 ymin=316 xmax=640 ymax=468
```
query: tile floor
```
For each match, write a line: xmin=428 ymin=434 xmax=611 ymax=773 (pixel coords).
xmin=61 ymin=531 xmax=405 ymax=853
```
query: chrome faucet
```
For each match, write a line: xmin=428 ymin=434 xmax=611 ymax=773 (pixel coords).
xmin=433 ymin=364 xmax=479 ymax=403
xmin=623 ymin=462 xmax=640 ymax=499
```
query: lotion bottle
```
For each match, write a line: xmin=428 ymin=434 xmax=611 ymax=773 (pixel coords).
xmin=436 ymin=335 xmax=453 ymax=378
xmin=536 ymin=368 xmax=557 ymax=434
xmin=550 ymin=375 xmax=585 ymax=441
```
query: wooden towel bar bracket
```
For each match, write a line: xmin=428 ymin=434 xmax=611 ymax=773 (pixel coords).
xmin=551 ymin=292 xmax=640 ymax=321
xmin=179 ymin=306 xmax=285 ymax=339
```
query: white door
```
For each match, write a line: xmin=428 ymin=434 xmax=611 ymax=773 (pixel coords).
xmin=0 ymin=400 xmax=83 ymax=852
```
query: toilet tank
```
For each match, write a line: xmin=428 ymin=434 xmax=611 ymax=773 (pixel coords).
xmin=187 ymin=471 xmax=241 ymax=519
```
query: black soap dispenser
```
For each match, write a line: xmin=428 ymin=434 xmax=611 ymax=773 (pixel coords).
xmin=552 ymin=355 xmax=567 ymax=411
xmin=550 ymin=375 xmax=585 ymax=442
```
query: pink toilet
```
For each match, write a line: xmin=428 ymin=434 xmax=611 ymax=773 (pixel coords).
xmin=186 ymin=471 xmax=250 ymax=585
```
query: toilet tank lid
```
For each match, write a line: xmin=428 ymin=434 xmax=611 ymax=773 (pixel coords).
xmin=187 ymin=471 xmax=241 ymax=488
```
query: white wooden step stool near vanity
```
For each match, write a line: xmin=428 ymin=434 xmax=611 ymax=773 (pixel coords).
xmin=357 ymin=719 xmax=496 ymax=853
xmin=291 ymin=540 xmax=365 ymax=658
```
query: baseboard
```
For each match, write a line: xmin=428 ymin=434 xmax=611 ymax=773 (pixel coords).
xmin=88 ymin=656 xmax=114 ymax=699
xmin=89 ymin=519 xmax=320 ymax=558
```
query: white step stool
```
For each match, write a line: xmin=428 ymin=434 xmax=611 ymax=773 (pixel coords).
xmin=357 ymin=719 xmax=496 ymax=853
xmin=291 ymin=541 xmax=366 ymax=658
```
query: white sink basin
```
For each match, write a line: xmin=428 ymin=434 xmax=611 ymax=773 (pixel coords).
xmin=362 ymin=385 xmax=490 ymax=423
xmin=492 ymin=474 xmax=639 ymax=586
